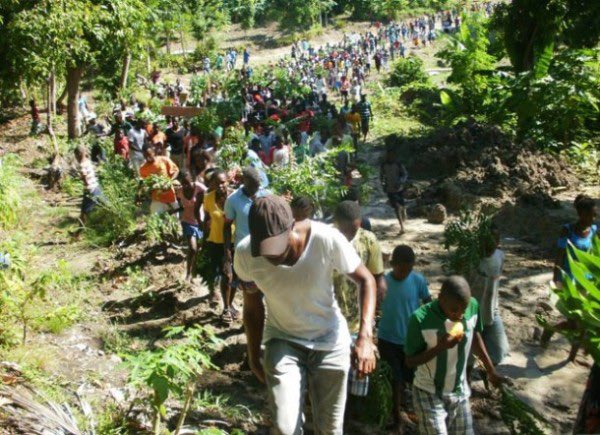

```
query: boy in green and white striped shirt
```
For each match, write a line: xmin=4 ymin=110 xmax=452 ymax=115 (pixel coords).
xmin=405 ymin=276 xmax=506 ymax=435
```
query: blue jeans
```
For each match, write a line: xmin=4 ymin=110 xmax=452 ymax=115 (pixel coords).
xmin=482 ymin=315 xmax=509 ymax=366
xmin=263 ymin=339 xmax=350 ymax=435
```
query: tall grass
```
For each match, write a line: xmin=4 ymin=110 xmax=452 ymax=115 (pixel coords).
xmin=0 ymin=154 xmax=28 ymax=230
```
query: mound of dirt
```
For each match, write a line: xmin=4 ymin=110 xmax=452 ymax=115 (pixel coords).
xmin=388 ymin=122 xmax=577 ymax=211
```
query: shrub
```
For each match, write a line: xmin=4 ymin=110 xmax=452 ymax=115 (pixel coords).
xmin=124 ymin=325 xmax=222 ymax=434
xmin=388 ymin=55 xmax=430 ymax=88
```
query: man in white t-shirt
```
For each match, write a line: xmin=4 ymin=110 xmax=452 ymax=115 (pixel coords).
xmin=234 ymin=195 xmax=377 ymax=435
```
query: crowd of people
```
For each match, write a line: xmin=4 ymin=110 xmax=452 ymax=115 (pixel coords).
xmin=64 ymin=3 xmax=600 ymax=434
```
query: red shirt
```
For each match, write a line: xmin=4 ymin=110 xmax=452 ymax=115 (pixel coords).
xmin=297 ymin=110 xmax=314 ymax=133
xmin=114 ymin=136 xmax=129 ymax=160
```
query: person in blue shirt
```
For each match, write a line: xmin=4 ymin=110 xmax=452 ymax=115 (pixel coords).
xmin=223 ymin=167 xmax=269 ymax=321
xmin=377 ymin=245 xmax=431 ymax=434
xmin=543 ymin=194 xmax=598 ymax=359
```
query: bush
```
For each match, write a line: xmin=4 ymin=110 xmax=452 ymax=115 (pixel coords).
xmin=191 ymin=36 xmax=219 ymax=64
xmin=388 ymin=56 xmax=430 ymax=88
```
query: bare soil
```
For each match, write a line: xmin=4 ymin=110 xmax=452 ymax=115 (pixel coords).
xmin=1 ymin=18 xmax=599 ymax=435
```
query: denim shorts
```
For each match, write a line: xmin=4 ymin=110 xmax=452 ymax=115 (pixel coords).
xmin=181 ymin=221 xmax=203 ymax=239
xmin=378 ymin=338 xmax=415 ymax=384
xmin=81 ymin=187 xmax=103 ymax=214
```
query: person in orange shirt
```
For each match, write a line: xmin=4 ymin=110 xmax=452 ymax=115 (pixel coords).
xmin=139 ymin=146 xmax=180 ymax=214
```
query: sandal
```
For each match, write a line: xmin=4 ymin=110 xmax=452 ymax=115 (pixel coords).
xmin=221 ymin=309 xmax=233 ymax=324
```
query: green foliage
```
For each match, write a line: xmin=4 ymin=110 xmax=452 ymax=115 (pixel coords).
xmin=492 ymin=0 xmax=600 ymax=75
xmin=542 ymin=237 xmax=600 ymax=364
xmin=191 ymin=106 xmax=221 ymax=137
xmin=348 ymin=0 xmax=456 ymax=21
xmin=500 ymin=386 xmax=549 ymax=435
xmin=0 ymin=258 xmax=83 ymax=345
xmin=0 ymin=154 xmax=27 ymax=230
xmin=61 ymin=175 xmax=84 ymax=198
xmin=509 ymin=48 xmax=600 ymax=152
xmin=271 ymin=0 xmax=335 ymax=31
xmin=354 ymin=361 xmax=393 ymax=427
xmin=85 ymin=157 xmax=138 ymax=246
xmin=437 ymin=13 xmax=510 ymax=125
xmin=124 ymin=325 xmax=222 ymax=433
xmin=189 ymin=0 xmax=230 ymax=41
xmin=388 ymin=56 xmax=430 ymax=88
xmin=145 ymin=212 xmax=181 ymax=244
xmin=443 ymin=210 xmax=495 ymax=278
xmin=268 ymin=147 xmax=351 ymax=213
xmin=216 ymin=128 xmax=252 ymax=171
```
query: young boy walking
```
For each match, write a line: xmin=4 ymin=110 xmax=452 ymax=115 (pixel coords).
xmin=405 ymin=276 xmax=506 ymax=435
xmin=378 ymin=245 xmax=431 ymax=434
xmin=380 ymin=148 xmax=408 ymax=235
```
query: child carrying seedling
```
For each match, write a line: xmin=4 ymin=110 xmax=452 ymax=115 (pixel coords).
xmin=378 ymin=245 xmax=432 ymax=434
xmin=405 ymin=276 xmax=506 ymax=435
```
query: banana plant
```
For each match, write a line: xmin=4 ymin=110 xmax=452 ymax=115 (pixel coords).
xmin=541 ymin=237 xmax=600 ymax=363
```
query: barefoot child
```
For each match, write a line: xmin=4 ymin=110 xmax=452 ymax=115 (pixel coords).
xmin=405 ymin=276 xmax=505 ymax=435
xmin=380 ymin=148 xmax=408 ymax=234
xmin=176 ymin=173 xmax=205 ymax=281
xmin=377 ymin=245 xmax=431 ymax=434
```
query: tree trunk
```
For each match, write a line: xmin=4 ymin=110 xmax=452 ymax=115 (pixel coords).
xmin=147 ymin=45 xmax=152 ymax=74
xmin=180 ymin=25 xmax=186 ymax=58
xmin=166 ymin=31 xmax=171 ymax=55
xmin=120 ymin=51 xmax=131 ymax=91
xmin=50 ymin=69 xmax=56 ymax=115
xmin=66 ymin=66 xmax=83 ymax=139
xmin=57 ymin=85 xmax=68 ymax=108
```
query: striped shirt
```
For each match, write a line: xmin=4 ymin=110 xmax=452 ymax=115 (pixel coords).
xmin=357 ymin=101 xmax=372 ymax=120
xmin=405 ymin=298 xmax=482 ymax=398
xmin=79 ymin=159 xmax=99 ymax=193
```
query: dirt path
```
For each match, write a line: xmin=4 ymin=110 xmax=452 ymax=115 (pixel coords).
xmin=1 ymin=16 xmax=597 ymax=435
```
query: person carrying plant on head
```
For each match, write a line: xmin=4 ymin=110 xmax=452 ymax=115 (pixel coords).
xmin=176 ymin=172 xmax=206 ymax=282
xmin=223 ymin=167 xmax=270 ymax=324
xmin=74 ymin=145 xmax=104 ymax=225
xmin=405 ymin=276 xmax=506 ymax=435
xmin=378 ymin=245 xmax=432 ymax=434
xmin=139 ymin=146 xmax=179 ymax=215
xmin=381 ymin=148 xmax=409 ymax=235
xmin=203 ymin=169 xmax=233 ymax=317
xmin=542 ymin=194 xmax=598 ymax=360
xmin=234 ymin=195 xmax=377 ymax=435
